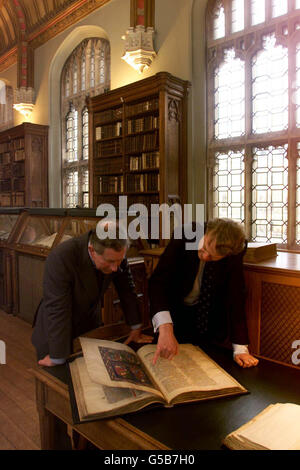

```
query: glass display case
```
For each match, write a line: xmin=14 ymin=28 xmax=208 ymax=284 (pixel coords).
xmin=0 ymin=214 xmax=19 ymax=242
xmin=57 ymin=208 xmax=98 ymax=242
xmin=13 ymin=208 xmax=67 ymax=255
xmin=0 ymin=208 xmax=25 ymax=312
xmin=10 ymin=209 xmax=67 ymax=322
xmin=6 ymin=208 xmax=149 ymax=327
xmin=0 ymin=208 xmax=24 ymax=246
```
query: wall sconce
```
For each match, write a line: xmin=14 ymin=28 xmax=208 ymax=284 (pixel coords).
xmin=122 ymin=25 xmax=156 ymax=73
xmin=13 ymin=87 xmax=35 ymax=121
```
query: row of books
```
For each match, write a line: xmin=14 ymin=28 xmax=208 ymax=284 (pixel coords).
xmin=0 ymin=150 xmax=25 ymax=163
xmin=129 ymin=152 xmax=160 ymax=171
xmin=0 ymin=139 xmax=24 ymax=153
xmin=0 ymin=162 xmax=25 ymax=179
xmin=0 ymin=191 xmax=25 ymax=207
xmin=127 ymin=194 xmax=159 ymax=212
xmin=94 ymin=157 xmax=123 ymax=174
xmin=96 ymin=140 xmax=123 ymax=158
xmin=95 ymin=122 xmax=122 ymax=140
xmin=0 ymin=152 xmax=11 ymax=164
xmin=125 ymin=133 xmax=159 ymax=153
xmin=14 ymin=149 xmax=25 ymax=161
xmin=99 ymin=175 xmax=124 ymax=194
xmin=126 ymin=98 xmax=159 ymax=117
xmin=94 ymin=107 xmax=122 ymax=125
xmin=0 ymin=178 xmax=25 ymax=192
xmin=127 ymin=173 xmax=160 ymax=193
xmin=127 ymin=116 xmax=159 ymax=134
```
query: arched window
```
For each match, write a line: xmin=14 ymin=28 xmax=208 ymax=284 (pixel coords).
xmin=61 ymin=38 xmax=110 ymax=208
xmin=207 ymin=0 xmax=300 ymax=250
xmin=0 ymin=80 xmax=13 ymax=131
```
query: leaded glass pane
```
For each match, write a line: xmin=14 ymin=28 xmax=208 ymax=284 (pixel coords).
xmin=66 ymin=109 xmax=78 ymax=162
xmin=232 ymin=0 xmax=244 ymax=33
xmin=82 ymin=170 xmax=89 ymax=208
xmin=65 ymin=74 xmax=70 ymax=98
xmin=251 ymin=0 xmax=265 ymax=26
xmin=214 ymin=49 xmax=245 ymax=139
xmin=252 ymin=34 xmax=288 ymax=134
xmin=213 ymin=2 xmax=225 ymax=40
xmin=272 ymin=0 xmax=287 ymax=18
xmin=213 ymin=150 xmax=245 ymax=222
xmin=295 ymin=43 xmax=300 ymax=127
xmin=73 ymin=61 xmax=78 ymax=94
xmin=81 ymin=56 xmax=86 ymax=91
xmin=65 ymin=170 xmax=78 ymax=208
xmin=90 ymin=48 xmax=95 ymax=88
xmin=82 ymin=107 xmax=89 ymax=160
xmin=252 ymin=145 xmax=288 ymax=243
xmin=296 ymin=144 xmax=300 ymax=245
xmin=100 ymin=48 xmax=105 ymax=85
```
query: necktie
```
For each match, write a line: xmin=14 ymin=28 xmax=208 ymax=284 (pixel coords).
xmin=195 ymin=261 xmax=215 ymax=334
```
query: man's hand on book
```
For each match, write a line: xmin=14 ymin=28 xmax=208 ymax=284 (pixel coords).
xmin=38 ymin=354 xmax=57 ymax=367
xmin=123 ymin=328 xmax=153 ymax=345
xmin=152 ymin=323 xmax=179 ymax=365
xmin=234 ymin=353 xmax=259 ymax=368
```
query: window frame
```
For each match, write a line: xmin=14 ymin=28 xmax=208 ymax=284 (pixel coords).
xmin=206 ymin=0 xmax=300 ymax=250
xmin=61 ymin=37 xmax=110 ymax=208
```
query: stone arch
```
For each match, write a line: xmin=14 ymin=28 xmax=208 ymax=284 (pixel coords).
xmin=48 ymin=25 xmax=110 ymax=207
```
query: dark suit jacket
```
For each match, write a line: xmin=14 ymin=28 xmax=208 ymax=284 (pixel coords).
xmin=149 ymin=227 xmax=249 ymax=345
xmin=32 ymin=231 xmax=141 ymax=360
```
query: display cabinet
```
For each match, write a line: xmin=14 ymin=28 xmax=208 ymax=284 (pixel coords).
xmin=0 ymin=123 xmax=48 ymax=207
xmin=6 ymin=208 xmax=149 ymax=328
xmin=10 ymin=209 xmax=67 ymax=322
xmin=87 ymin=72 xmax=190 ymax=244
xmin=0 ymin=208 xmax=25 ymax=312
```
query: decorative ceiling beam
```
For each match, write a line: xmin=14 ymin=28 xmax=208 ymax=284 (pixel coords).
xmin=0 ymin=0 xmax=112 ymax=73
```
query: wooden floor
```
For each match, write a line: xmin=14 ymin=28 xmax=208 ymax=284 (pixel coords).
xmin=0 ymin=309 xmax=41 ymax=450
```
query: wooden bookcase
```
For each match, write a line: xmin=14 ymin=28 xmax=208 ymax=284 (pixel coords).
xmin=87 ymin=72 xmax=190 ymax=226
xmin=0 ymin=123 xmax=48 ymax=208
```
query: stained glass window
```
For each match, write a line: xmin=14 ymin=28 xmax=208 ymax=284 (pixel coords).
xmin=232 ymin=0 xmax=244 ymax=34
xmin=271 ymin=0 xmax=287 ymax=18
xmin=213 ymin=2 xmax=225 ymax=40
xmin=297 ymin=148 xmax=300 ymax=244
xmin=251 ymin=0 xmax=265 ymax=26
xmin=61 ymin=38 xmax=110 ymax=207
xmin=65 ymin=170 xmax=79 ymax=208
xmin=207 ymin=1 xmax=300 ymax=249
xmin=82 ymin=107 xmax=89 ymax=161
xmin=213 ymin=150 xmax=245 ymax=222
xmin=252 ymin=145 xmax=288 ymax=243
xmin=214 ymin=49 xmax=245 ymax=139
xmin=252 ymin=34 xmax=288 ymax=134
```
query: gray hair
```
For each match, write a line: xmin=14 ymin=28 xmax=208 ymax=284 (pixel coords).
xmin=206 ymin=218 xmax=245 ymax=256
xmin=90 ymin=220 xmax=128 ymax=254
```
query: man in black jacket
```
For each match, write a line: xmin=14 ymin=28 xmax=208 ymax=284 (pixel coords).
xmin=32 ymin=220 xmax=150 ymax=367
xmin=149 ymin=218 xmax=258 ymax=368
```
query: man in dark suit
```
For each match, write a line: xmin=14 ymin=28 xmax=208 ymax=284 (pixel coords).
xmin=149 ymin=218 xmax=259 ymax=368
xmin=32 ymin=220 xmax=149 ymax=367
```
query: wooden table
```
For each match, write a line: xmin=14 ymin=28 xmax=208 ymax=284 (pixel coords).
xmin=31 ymin=344 xmax=300 ymax=450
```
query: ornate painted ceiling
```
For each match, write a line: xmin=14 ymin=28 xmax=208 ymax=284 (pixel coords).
xmin=0 ymin=0 xmax=111 ymax=72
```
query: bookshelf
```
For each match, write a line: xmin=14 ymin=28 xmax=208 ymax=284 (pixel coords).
xmin=0 ymin=123 xmax=48 ymax=208
xmin=88 ymin=72 xmax=190 ymax=226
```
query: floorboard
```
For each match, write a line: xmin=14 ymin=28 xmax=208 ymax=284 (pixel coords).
xmin=0 ymin=310 xmax=41 ymax=450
